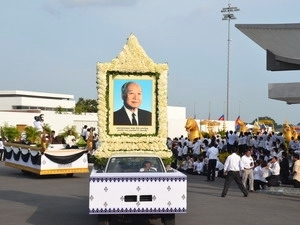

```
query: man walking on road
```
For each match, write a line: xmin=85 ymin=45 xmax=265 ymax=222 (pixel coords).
xmin=221 ymin=147 xmax=248 ymax=197
xmin=240 ymin=148 xmax=255 ymax=192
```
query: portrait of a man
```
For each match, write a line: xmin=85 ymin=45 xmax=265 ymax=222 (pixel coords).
xmin=113 ymin=81 xmax=152 ymax=126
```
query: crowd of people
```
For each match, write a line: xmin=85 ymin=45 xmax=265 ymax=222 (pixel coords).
xmin=167 ymin=130 xmax=300 ymax=191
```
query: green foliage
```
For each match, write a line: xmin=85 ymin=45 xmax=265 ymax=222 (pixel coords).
xmin=218 ymin=130 xmax=227 ymax=139
xmin=75 ymin=97 xmax=98 ymax=114
xmin=162 ymin=156 xmax=175 ymax=166
xmin=77 ymin=136 xmax=87 ymax=147
xmin=0 ymin=127 xmax=5 ymax=140
xmin=55 ymin=106 xmax=67 ymax=114
xmin=91 ymin=156 xmax=108 ymax=169
xmin=201 ymin=132 xmax=210 ymax=139
xmin=24 ymin=126 xmax=40 ymax=143
xmin=219 ymin=152 xmax=230 ymax=163
xmin=43 ymin=123 xmax=52 ymax=134
xmin=2 ymin=124 xmax=20 ymax=142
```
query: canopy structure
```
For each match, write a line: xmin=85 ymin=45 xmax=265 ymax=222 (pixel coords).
xmin=236 ymin=23 xmax=300 ymax=104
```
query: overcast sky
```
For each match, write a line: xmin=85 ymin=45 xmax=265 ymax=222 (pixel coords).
xmin=2 ymin=0 xmax=300 ymax=124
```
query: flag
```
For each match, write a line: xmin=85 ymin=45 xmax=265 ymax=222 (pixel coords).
xmin=235 ymin=115 xmax=241 ymax=130
xmin=218 ymin=114 xmax=225 ymax=121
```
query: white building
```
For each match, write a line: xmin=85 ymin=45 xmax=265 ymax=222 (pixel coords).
xmin=0 ymin=90 xmax=75 ymax=112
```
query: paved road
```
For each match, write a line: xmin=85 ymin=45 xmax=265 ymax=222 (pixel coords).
xmin=1 ymin=162 xmax=299 ymax=225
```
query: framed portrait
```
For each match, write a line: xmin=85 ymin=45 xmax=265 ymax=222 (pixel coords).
xmin=108 ymin=73 xmax=157 ymax=135
xmin=95 ymin=34 xmax=170 ymax=157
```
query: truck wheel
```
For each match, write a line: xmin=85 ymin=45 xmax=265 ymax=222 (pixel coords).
xmin=98 ymin=215 xmax=109 ymax=225
xmin=66 ymin=173 xmax=74 ymax=177
xmin=163 ymin=214 xmax=175 ymax=225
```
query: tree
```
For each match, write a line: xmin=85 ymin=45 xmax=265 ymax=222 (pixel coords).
xmin=75 ymin=98 xmax=97 ymax=114
xmin=55 ymin=106 xmax=67 ymax=114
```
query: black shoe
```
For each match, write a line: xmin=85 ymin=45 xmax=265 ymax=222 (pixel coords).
xmin=221 ymin=194 xmax=226 ymax=197
xmin=244 ymin=194 xmax=248 ymax=197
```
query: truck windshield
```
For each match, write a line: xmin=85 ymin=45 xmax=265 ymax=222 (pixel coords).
xmin=106 ymin=157 xmax=165 ymax=173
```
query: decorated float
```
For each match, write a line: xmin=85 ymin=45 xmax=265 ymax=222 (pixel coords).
xmin=4 ymin=143 xmax=89 ymax=176
xmin=3 ymin=127 xmax=91 ymax=176
xmin=89 ymin=34 xmax=186 ymax=225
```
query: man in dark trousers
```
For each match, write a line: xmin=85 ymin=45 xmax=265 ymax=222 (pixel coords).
xmin=113 ymin=81 xmax=152 ymax=126
xmin=221 ymin=147 xmax=248 ymax=197
xmin=206 ymin=142 xmax=219 ymax=181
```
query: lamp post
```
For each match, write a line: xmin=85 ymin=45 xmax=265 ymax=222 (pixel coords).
xmin=221 ymin=2 xmax=239 ymax=121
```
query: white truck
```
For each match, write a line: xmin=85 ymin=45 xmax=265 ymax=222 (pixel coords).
xmin=89 ymin=153 xmax=187 ymax=225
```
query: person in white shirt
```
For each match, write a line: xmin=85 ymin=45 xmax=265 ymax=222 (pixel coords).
xmin=177 ymin=157 xmax=188 ymax=172
xmin=202 ymin=139 xmax=209 ymax=153
xmin=253 ymin=136 xmax=259 ymax=151
xmin=192 ymin=138 xmax=201 ymax=157
xmin=182 ymin=142 xmax=188 ymax=158
xmin=238 ymin=132 xmax=247 ymax=155
xmin=216 ymin=139 xmax=224 ymax=152
xmin=186 ymin=156 xmax=195 ymax=174
xmin=85 ymin=128 xmax=91 ymax=141
xmin=81 ymin=125 xmax=88 ymax=140
xmin=166 ymin=137 xmax=172 ymax=149
xmin=292 ymin=153 xmax=300 ymax=188
xmin=295 ymin=136 xmax=300 ymax=154
xmin=240 ymin=148 xmax=255 ymax=192
xmin=178 ymin=156 xmax=194 ymax=174
xmin=270 ymin=132 xmax=277 ymax=144
xmin=33 ymin=114 xmax=44 ymax=132
xmin=221 ymin=147 xmax=248 ymax=197
xmin=192 ymin=157 xmax=204 ymax=175
xmin=206 ymin=142 xmax=219 ymax=181
xmin=289 ymin=137 xmax=297 ymax=152
xmin=266 ymin=156 xmax=281 ymax=186
xmin=227 ymin=130 xmax=237 ymax=153
xmin=65 ymin=130 xmax=78 ymax=149
xmin=253 ymin=160 xmax=268 ymax=190
xmin=140 ymin=161 xmax=157 ymax=172
xmin=276 ymin=132 xmax=284 ymax=145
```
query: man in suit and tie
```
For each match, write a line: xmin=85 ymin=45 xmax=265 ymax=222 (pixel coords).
xmin=113 ymin=81 xmax=152 ymax=126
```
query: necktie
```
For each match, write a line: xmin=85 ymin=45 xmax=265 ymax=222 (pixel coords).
xmin=132 ymin=113 xmax=137 ymax=125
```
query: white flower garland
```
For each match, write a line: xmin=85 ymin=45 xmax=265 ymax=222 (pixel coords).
xmin=94 ymin=35 xmax=172 ymax=159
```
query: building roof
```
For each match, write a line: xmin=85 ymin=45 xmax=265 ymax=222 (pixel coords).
xmin=235 ymin=23 xmax=300 ymax=70
xmin=268 ymin=82 xmax=300 ymax=104
xmin=235 ymin=23 xmax=300 ymax=104
xmin=0 ymin=90 xmax=74 ymax=100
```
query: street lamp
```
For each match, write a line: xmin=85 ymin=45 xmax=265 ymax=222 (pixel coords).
xmin=221 ymin=2 xmax=239 ymax=121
